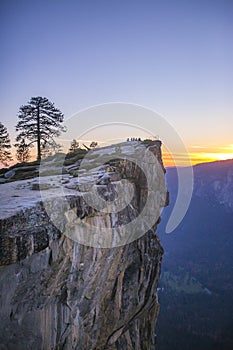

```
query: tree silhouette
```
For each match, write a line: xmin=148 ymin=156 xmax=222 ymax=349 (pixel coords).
xmin=15 ymin=97 xmax=65 ymax=161
xmin=0 ymin=122 xmax=12 ymax=166
xmin=14 ymin=139 xmax=31 ymax=163
xmin=41 ymin=141 xmax=63 ymax=158
xmin=69 ymin=139 xmax=80 ymax=153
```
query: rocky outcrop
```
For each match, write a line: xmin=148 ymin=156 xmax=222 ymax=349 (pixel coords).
xmin=0 ymin=141 xmax=167 ymax=350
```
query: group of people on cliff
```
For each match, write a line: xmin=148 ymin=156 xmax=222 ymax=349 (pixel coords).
xmin=126 ymin=137 xmax=142 ymax=142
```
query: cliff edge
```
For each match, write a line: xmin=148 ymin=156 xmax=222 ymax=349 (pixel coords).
xmin=0 ymin=141 xmax=167 ymax=350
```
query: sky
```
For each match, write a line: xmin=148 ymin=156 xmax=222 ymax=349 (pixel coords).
xmin=0 ymin=0 xmax=233 ymax=166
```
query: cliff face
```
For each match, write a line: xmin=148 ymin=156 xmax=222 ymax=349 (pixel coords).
xmin=0 ymin=141 xmax=167 ymax=350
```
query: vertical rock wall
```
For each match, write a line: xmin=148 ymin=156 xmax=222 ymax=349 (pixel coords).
xmin=0 ymin=141 xmax=167 ymax=349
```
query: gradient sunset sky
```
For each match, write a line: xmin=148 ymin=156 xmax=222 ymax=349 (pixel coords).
xmin=1 ymin=0 xmax=232 ymax=166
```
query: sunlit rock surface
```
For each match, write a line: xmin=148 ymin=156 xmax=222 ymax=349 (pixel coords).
xmin=0 ymin=141 xmax=167 ymax=350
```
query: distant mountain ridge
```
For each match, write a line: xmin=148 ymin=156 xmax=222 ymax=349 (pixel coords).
xmin=193 ymin=159 xmax=233 ymax=212
xmin=156 ymin=158 xmax=233 ymax=350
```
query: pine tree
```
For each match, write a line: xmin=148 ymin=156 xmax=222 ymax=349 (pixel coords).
xmin=69 ymin=139 xmax=80 ymax=153
xmin=0 ymin=122 xmax=12 ymax=166
xmin=15 ymin=97 xmax=65 ymax=161
xmin=41 ymin=141 xmax=63 ymax=158
xmin=14 ymin=139 xmax=31 ymax=163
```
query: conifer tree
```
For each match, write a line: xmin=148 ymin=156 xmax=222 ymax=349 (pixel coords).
xmin=14 ymin=139 xmax=31 ymax=163
xmin=0 ymin=122 xmax=12 ymax=166
xmin=15 ymin=97 xmax=65 ymax=161
xmin=69 ymin=139 xmax=79 ymax=153
xmin=41 ymin=141 xmax=63 ymax=158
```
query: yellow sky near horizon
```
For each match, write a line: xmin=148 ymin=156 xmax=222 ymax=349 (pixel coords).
xmin=162 ymin=144 xmax=233 ymax=167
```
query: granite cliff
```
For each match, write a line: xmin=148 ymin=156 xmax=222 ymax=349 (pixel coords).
xmin=0 ymin=141 xmax=167 ymax=350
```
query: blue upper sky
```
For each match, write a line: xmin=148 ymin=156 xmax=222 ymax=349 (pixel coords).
xmin=0 ymin=0 xmax=232 ymax=158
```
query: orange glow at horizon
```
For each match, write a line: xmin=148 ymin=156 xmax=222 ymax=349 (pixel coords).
xmin=162 ymin=144 xmax=233 ymax=167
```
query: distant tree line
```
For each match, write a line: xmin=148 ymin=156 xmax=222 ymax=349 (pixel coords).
xmin=0 ymin=96 xmax=99 ymax=167
xmin=68 ymin=139 xmax=98 ymax=153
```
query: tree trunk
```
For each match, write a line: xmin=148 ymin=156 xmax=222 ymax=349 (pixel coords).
xmin=36 ymin=106 xmax=41 ymax=161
